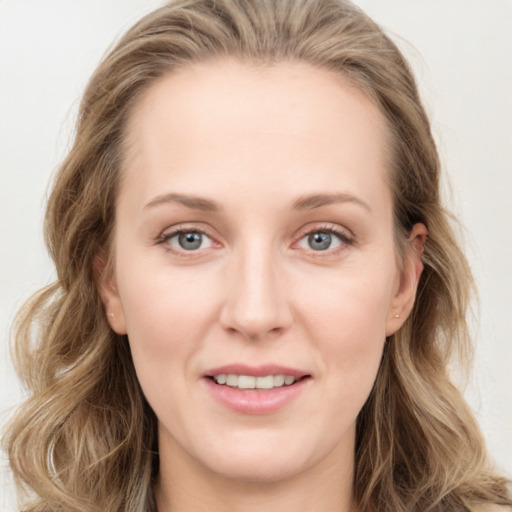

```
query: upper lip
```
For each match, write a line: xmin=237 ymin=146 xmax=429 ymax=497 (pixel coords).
xmin=204 ymin=364 xmax=310 ymax=379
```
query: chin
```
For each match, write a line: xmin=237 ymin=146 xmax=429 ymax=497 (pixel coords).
xmin=192 ymin=428 xmax=333 ymax=485
xmin=209 ymin=453 xmax=312 ymax=484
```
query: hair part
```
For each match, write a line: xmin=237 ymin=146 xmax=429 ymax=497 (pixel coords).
xmin=3 ymin=1 xmax=510 ymax=511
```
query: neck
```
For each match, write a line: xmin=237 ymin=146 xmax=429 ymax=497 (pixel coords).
xmin=154 ymin=429 xmax=357 ymax=512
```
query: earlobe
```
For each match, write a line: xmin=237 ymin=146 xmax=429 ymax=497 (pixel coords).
xmin=93 ymin=250 xmax=127 ymax=335
xmin=385 ymin=223 xmax=428 ymax=336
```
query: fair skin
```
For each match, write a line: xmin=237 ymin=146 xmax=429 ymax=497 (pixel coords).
xmin=98 ymin=60 xmax=426 ymax=512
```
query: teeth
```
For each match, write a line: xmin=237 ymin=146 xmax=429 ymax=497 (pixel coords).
xmin=256 ymin=375 xmax=274 ymax=389
xmin=213 ymin=374 xmax=298 ymax=389
xmin=273 ymin=375 xmax=285 ymax=387
xmin=284 ymin=375 xmax=295 ymax=385
xmin=226 ymin=374 xmax=238 ymax=386
xmin=238 ymin=376 xmax=256 ymax=389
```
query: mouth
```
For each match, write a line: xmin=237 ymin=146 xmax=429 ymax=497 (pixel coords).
xmin=204 ymin=364 xmax=312 ymax=397
xmin=207 ymin=373 xmax=310 ymax=391
xmin=203 ymin=366 xmax=312 ymax=414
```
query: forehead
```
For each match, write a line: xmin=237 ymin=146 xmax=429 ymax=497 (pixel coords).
xmin=120 ymin=59 xmax=391 ymax=212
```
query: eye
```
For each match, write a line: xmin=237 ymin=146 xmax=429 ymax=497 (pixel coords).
xmin=164 ymin=230 xmax=214 ymax=251
xmin=296 ymin=228 xmax=350 ymax=252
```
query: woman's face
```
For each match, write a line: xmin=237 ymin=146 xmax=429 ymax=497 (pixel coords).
xmin=100 ymin=60 xmax=423 ymax=484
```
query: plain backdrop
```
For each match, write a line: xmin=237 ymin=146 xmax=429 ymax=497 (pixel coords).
xmin=1 ymin=0 xmax=511 ymax=509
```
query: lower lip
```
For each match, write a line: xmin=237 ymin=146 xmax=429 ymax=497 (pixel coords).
xmin=203 ymin=377 xmax=310 ymax=415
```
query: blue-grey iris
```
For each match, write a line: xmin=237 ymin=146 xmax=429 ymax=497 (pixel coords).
xmin=178 ymin=232 xmax=203 ymax=250
xmin=308 ymin=232 xmax=331 ymax=251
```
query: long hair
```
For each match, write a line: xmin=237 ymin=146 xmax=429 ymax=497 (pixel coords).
xmin=3 ymin=1 xmax=510 ymax=511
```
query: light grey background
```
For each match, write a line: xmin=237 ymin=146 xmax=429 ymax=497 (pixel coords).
xmin=1 ymin=1 xmax=511 ymax=509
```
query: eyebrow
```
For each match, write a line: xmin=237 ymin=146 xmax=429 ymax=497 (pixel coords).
xmin=144 ymin=193 xmax=221 ymax=212
xmin=292 ymin=192 xmax=372 ymax=212
xmin=143 ymin=191 xmax=371 ymax=213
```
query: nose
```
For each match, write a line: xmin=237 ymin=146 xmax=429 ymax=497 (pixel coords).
xmin=219 ymin=242 xmax=293 ymax=341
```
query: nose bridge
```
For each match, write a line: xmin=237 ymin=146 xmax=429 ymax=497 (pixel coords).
xmin=221 ymin=236 xmax=291 ymax=339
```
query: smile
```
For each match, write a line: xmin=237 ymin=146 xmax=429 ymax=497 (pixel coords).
xmin=204 ymin=365 xmax=311 ymax=414
xmin=212 ymin=374 xmax=297 ymax=390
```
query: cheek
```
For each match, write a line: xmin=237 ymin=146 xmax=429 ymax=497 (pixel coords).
xmin=117 ymin=242 xmax=216 ymax=332
xmin=303 ymin=268 xmax=393 ymax=344
xmin=114 ymin=260 xmax=218 ymax=389
xmin=299 ymin=266 xmax=394 ymax=390
xmin=116 ymin=274 xmax=212 ymax=437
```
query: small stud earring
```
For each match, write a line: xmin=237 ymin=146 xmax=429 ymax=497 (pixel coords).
xmin=394 ymin=314 xmax=400 ymax=319
xmin=109 ymin=312 xmax=114 ymax=318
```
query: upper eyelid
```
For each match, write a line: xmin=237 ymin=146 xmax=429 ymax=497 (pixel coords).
xmin=154 ymin=225 xmax=215 ymax=251
xmin=294 ymin=223 xmax=353 ymax=241
xmin=158 ymin=223 xmax=216 ymax=239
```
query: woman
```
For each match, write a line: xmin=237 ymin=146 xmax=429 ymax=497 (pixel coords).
xmin=3 ymin=0 xmax=511 ymax=511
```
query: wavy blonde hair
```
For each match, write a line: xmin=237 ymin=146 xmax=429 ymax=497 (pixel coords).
xmin=3 ymin=1 xmax=510 ymax=511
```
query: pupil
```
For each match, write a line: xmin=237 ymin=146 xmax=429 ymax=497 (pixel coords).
xmin=178 ymin=232 xmax=202 ymax=250
xmin=309 ymin=232 xmax=331 ymax=251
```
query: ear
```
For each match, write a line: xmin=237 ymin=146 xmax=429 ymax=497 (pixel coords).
xmin=94 ymin=250 xmax=127 ymax=335
xmin=385 ymin=223 xmax=427 ymax=336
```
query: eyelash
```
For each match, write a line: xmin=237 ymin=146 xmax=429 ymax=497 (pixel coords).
xmin=155 ymin=224 xmax=354 ymax=256
xmin=155 ymin=225 xmax=217 ymax=256
xmin=294 ymin=225 xmax=354 ymax=255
